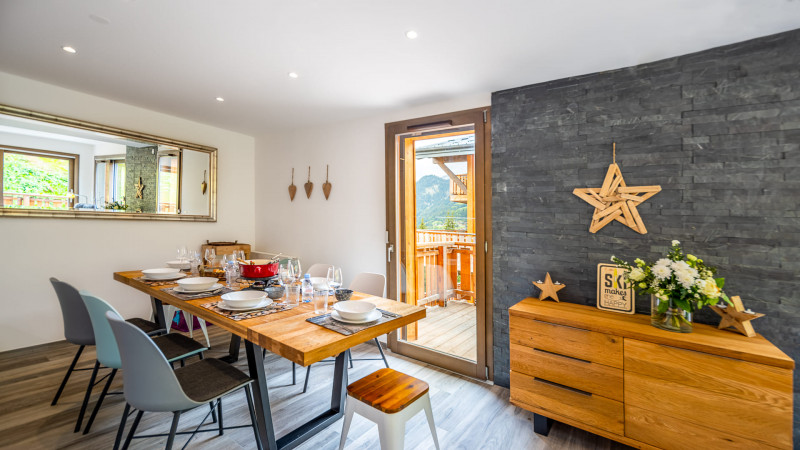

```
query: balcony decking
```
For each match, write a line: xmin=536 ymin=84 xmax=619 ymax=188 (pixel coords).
xmin=407 ymin=300 xmax=477 ymax=361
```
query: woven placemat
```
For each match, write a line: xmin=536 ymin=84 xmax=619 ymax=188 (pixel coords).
xmin=201 ymin=300 xmax=296 ymax=321
xmin=306 ymin=309 xmax=401 ymax=335
xmin=161 ymin=286 xmax=233 ymax=301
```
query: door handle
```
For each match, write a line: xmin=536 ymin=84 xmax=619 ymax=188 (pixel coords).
xmin=387 ymin=244 xmax=394 ymax=263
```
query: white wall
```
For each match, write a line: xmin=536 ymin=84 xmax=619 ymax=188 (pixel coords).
xmin=180 ymin=150 xmax=211 ymax=215
xmin=254 ymin=93 xmax=490 ymax=292
xmin=0 ymin=71 xmax=256 ymax=351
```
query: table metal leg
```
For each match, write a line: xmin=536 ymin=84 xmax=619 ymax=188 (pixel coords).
xmin=150 ymin=296 xmax=167 ymax=329
xmin=220 ymin=335 xmax=241 ymax=363
xmin=244 ymin=341 xmax=349 ymax=450
xmin=276 ymin=351 xmax=348 ymax=449
xmin=245 ymin=340 xmax=275 ymax=450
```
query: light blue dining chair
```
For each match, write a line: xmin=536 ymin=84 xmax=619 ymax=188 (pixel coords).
xmin=50 ymin=277 xmax=167 ymax=433
xmin=80 ymin=293 xmax=208 ymax=435
xmin=106 ymin=311 xmax=260 ymax=450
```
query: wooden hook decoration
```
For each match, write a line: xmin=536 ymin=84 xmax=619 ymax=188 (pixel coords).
xmin=288 ymin=168 xmax=297 ymax=201
xmin=304 ymin=166 xmax=314 ymax=198
xmin=322 ymin=165 xmax=332 ymax=200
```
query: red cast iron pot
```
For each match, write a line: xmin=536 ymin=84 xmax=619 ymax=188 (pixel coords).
xmin=239 ymin=259 xmax=279 ymax=278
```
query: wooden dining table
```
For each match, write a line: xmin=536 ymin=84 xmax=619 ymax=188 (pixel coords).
xmin=114 ymin=270 xmax=425 ymax=450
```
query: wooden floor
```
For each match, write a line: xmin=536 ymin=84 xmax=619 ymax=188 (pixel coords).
xmin=409 ymin=301 xmax=477 ymax=361
xmin=0 ymin=325 xmax=632 ymax=450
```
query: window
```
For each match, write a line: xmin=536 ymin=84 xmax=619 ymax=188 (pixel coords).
xmin=157 ymin=151 xmax=179 ymax=213
xmin=94 ymin=156 xmax=126 ymax=207
xmin=1 ymin=147 xmax=78 ymax=210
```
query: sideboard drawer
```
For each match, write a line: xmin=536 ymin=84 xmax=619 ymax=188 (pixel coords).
xmin=625 ymin=371 xmax=792 ymax=449
xmin=510 ymin=343 xmax=623 ymax=401
xmin=625 ymin=404 xmax=784 ymax=450
xmin=509 ymin=315 xmax=622 ymax=368
xmin=510 ymin=371 xmax=624 ymax=435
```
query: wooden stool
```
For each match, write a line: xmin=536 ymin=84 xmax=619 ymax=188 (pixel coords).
xmin=339 ymin=368 xmax=439 ymax=450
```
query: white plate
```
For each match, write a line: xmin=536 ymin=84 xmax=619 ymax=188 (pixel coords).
xmin=143 ymin=273 xmax=187 ymax=281
xmin=330 ymin=309 xmax=382 ymax=324
xmin=173 ymin=283 xmax=223 ymax=293
xmin=219 ymin=298 xmax=273 ymax=311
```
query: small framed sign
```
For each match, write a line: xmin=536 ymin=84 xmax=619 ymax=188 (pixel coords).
xmin=596 ymin=264 xmax=635 ymax=314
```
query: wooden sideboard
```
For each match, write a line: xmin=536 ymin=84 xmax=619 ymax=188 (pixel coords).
xmin=509 ymin=298 xmax=794 ymax=449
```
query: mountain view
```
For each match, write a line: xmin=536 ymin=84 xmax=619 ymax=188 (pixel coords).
xmin=415 ymin=174 xmax=467 ymax=230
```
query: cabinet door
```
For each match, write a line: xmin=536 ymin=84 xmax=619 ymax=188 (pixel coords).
xmin=624 ymin=339 xmax=793 ymax=449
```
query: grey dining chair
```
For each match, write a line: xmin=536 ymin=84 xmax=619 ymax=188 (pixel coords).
xmin=302 ymin=272 xmax=389 ymax=393
xmin=106 ymin=311 xmax=260 ymax=450
xmin=49 ymin=277 xmax=166 ymax=433
xmin=80 ymin=293 xmax=208 ymax=434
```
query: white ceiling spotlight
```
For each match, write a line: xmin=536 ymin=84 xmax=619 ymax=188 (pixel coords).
xmin=215 ymin=97 xmax=225 ymax=102
xmin=288 ymin=72 xmax=299 ymax=79
xmin=405 ymin=30 xmax=418 ymax=39
xmin=62 ymin=46 xmax=77 ymax=54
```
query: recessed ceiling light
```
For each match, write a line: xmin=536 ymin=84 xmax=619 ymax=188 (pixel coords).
xmin=62 ymin=46 xmax=77 ymax=54
xmin=215 ymin=97 xmax=225 ymax=102
xmin=288 ymin=72 xmax=299 ymax=79
xmin=406 ymin=30 xmax=418 ymax=39
xmin=88 ymin=14 xmax=110 ymax=25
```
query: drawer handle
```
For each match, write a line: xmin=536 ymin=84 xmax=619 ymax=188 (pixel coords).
xmin=534 ymin=348 xmax=591 ymax=364
xmin=534 ymin=378 xmax=592 ymax=397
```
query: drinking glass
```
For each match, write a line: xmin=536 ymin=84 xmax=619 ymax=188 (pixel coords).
xmin=285 ymin=285 xmax=300 ymax=307
xmin=313 ymin=288 xmax=329 ymax=314
xmin=235 ymin=250 xmax=246 ymax=262
xmin=204 ymin=248 xmax=216 ymax=268
xmin=327 ymin=266 xmax=343 ymax=292
xmin=177 ymin=246 xmax=188 ymax=262
xmin=190 ymin=251 xmax=201 ymax=275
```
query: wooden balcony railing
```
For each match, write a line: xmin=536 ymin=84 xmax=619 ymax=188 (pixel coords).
xmin=415 ymin=230 xmax=476 ymax=307
xmin=449 ymin=174 xmax=469 ymax=203
xmin=3 ymin=192 xmax=70 ymax=209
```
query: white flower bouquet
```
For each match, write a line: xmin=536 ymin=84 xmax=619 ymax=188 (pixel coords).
xmin=612 ymin=240 xmax=731 ymax=332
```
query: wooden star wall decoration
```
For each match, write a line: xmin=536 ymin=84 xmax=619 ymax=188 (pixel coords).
xmin=533 ymin=272 xmax=566 ymax=302
xmin=135 ymin=176 xmax=145 ymax=199
xmin=708 ymin=295 xmax=764 ymax=337
xmin=573 ymin=143 xmax=661 ymax=234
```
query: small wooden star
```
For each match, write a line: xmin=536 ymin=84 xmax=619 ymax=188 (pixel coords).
xmin=708 ymin=295 xmax=764 ymax=337
xmin=135 ymin=177 xmax=145 ymax=199
xmin=533 ymin=272 xmax=566 ymax=302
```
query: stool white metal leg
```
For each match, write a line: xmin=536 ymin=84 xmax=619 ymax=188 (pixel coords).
xmin=339 ymin=392 xmax=439 ymax=450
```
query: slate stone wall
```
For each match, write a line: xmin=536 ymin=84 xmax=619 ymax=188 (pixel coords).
xmin=491 ymin=29 xmax=800 ymax=444
xmin=125 ymin=145 xmax=158 ymax=213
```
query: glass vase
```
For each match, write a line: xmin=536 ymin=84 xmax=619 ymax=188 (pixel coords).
xmin=650 ymin=295 xmax=693 ymax=333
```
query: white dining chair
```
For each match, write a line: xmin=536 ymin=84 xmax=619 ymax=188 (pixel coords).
xmin=303 ymin=272 xmax=389 ymax=393
xmin=306 ymin=263 xmax=332 ymax=277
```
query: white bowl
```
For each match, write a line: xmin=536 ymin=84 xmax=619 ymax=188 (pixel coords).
xmin=176 ymin=277 xmax=218 ymax=292
xmin=333 ymin=300 xmax=376 ymax=321
xmin=142 ymin=268 xmax=181 ymax=279
xmin=166 ymin=260 xmax=191 ymax=270
xmin=221 ymin=291 xmax=267 ymax=308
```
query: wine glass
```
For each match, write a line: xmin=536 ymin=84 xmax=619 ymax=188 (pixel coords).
xmin=204 ymin=248 xmax=216 ymax=268
xmin=235 ymin=250 xmax=246 ymax=263
xmin=289 ymin=258 xmax=302 ymax=284
xmin=177 ymin=246 xmax=188 ymax=262
xmin=327 ymin=266 xmax=343 ymax=292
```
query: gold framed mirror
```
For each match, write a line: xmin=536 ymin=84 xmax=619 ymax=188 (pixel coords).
xmin=0 ymin=104 xmax=216 ymax=221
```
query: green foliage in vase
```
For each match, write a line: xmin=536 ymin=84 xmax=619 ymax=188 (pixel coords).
xmin=612 ymin=240 xmax=731 ymax=313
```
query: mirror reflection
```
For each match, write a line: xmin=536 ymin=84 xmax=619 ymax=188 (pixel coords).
xmin=0 ymin=106 xmax=216 ymax=219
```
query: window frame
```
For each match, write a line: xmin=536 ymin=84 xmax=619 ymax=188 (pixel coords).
xmin=1 ymin=145 xmax=79 ymax=209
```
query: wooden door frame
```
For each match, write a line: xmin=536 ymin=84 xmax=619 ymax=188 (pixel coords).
xmin=384 ymin=106 xmax=493 ymax=381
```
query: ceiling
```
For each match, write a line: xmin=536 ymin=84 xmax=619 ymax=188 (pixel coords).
xmin=1 ymin=0 xmax=799 ymax=136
